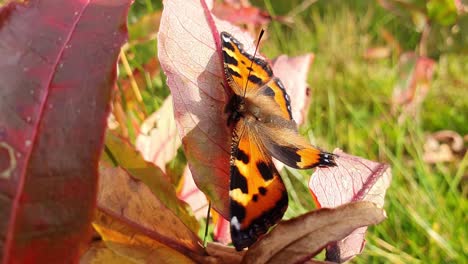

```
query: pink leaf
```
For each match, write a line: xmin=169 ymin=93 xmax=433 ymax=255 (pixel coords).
xmin=136 ymin=95 xmax=181 ymax=172
xmin=158 ymin=0 xmax=313 ymax=218
xmin=0 ymin=0 xmax=131 ymax=262
xmin=272 ymin=54 xmax=315 ymax=125
xmin=309 ymin=149 xmax=392 ymax=262
xmin=177 ymin=166 xmax=209 ymax=219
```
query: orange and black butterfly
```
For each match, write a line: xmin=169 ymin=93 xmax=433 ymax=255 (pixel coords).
xmin=221 ymin=31 xmax=337 ymax=251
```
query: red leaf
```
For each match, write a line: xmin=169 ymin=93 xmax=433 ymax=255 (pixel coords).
xmin=0 ymin=0 xmax=131 ymax=262
xmin=309 ymin=150 xmax=392 ymax=262
xmin=212 ymin=2 xmax=271 ymax=26
xmin=158 ymin=0 xmax=315 ymax=219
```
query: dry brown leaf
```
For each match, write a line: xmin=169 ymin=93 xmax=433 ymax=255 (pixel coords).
xmin=423 ymin=130 xmax=465 ymax=163
xmin=242 ymin=202 xmax=386 ymax=264
xmin=80 ymin=242 xmax=135 ymax=264
xmin=205 ymin=243 xmax=245 ymax=264
xmin=94 ymin=210 xmax=197 ymax=264
xmin=94 ymin=166 xmax=204 ymax=263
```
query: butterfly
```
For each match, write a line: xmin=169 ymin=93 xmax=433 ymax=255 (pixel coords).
xmin=220 ymin=30 xmax=337 ymax=251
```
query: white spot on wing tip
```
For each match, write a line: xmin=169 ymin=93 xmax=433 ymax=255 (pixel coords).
xmin=231 ymin=216 xmax=241 ymax=231
xmin=221 ymin=34 xmax=231 ymax=43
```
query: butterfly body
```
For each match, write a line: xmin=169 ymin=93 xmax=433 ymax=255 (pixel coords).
xmin=220 ymin=31 xmax=336 ymax=251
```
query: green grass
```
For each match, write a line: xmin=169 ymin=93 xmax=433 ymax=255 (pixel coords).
xmin=125 ymin=0 xmax=467 ymax=263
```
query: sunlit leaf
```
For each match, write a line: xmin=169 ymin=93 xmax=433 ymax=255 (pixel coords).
xmin=95 ymin=165 xmax=204 ymax=263
xmin=242 ymin=202 xmax=386 ymax=264
xmin=0 ymin=0 xmax=131 ymax=262
xmin=309 ymin=150 xmax=392 ymax=262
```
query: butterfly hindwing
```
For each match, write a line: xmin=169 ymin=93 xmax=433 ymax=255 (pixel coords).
xmin=229 ymin=119 xmax=288 ymax=251
xmin=257 ymin=122 xmax=336 ymax=169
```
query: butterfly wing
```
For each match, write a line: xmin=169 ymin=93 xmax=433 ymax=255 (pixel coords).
xmin=256 ymin=121 xmax=336 ymax=169
xmin=230 ymin=118 xmax=288 ymax=251
xmin=221 ymin=32 xmax=273 ymax=96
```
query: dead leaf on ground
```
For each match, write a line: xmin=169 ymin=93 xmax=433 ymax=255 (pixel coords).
xmin=423 ymin=130 xmax=465 ymax=163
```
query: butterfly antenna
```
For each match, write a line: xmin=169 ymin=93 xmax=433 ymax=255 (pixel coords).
xmin=203 ymin=201 xmax=211 ymax=247
xmin=242 ymin=29 xmax=265 ymax=98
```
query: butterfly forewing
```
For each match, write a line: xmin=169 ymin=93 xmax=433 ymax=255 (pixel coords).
xmin=230 ymin=119 xmax=288 ymax=251
xmin=221 ymin=32 xmax=273 ymax=96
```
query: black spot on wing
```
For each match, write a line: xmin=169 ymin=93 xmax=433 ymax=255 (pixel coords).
xmin=252 ymin=57 xmax=273 ymax=77
xmin=258 ymin=187 xmax=267 ymax=195
xmin=256 ymin=161 xmax=274 ymax=181
xmin=236 ymin=149 xmax=250 ymax=164
xmin=252 ymin=194 xmax=259 ymax=202
xmin=263 ymin=86 xmax=275 ymax=97
xmin=223 ymin=50 xmax=238 ymax=66
xmin=248 ymin=74 xmax=263 ymax=85
xmin=228 ymin=67 xmax=242 ymax=78
xmin=231 ymin=165 xmax=248 ymax=193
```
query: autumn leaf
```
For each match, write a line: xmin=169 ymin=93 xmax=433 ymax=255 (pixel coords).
xmin=80 ymin=241 xmax=134 ymax=264
xmin=94 ymin=166 xmax=203 ymax=263
xmin=242 ymin=202 xmax=386 ymax=264
xmin=309 ymin=150 xmax=392 ymax=262
xmin=0 ymin=0 xmax=131 ymax=262
xmin=103 ymin=132 xmax=198 ymax=234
